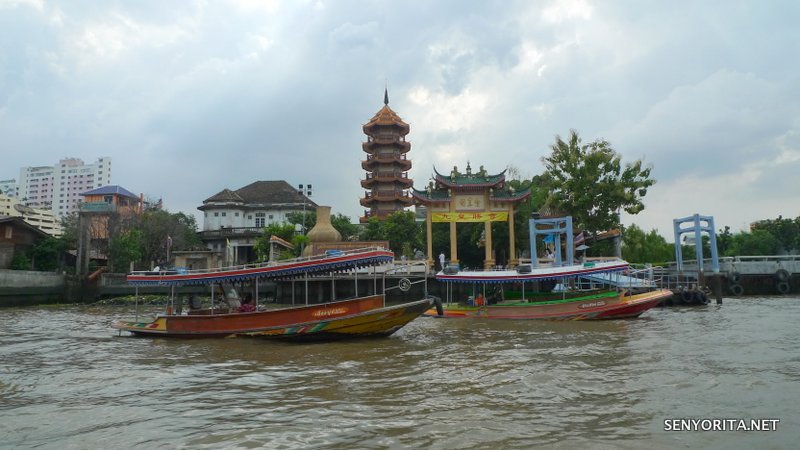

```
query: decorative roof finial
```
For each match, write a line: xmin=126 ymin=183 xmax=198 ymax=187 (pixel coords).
xmin=384 ymin=85 xmax=389 ymax=105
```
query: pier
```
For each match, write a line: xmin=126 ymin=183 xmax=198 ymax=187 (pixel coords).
xmin=655 ymin=255 xmax=799 ymax=297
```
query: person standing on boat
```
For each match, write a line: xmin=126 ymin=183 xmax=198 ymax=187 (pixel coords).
xmin=439 ymin=252 xmax=445 ymax=271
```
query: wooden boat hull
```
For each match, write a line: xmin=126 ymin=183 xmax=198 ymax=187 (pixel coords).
xmin=113 ymin=295 xmax=432 ymax=339
xmin=422 ymin=289 xmax=672 ymax=320
xmin=241 ymin=298 xmax=433 ymax=341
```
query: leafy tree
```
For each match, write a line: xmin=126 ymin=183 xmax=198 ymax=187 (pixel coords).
xmin=10 ymin=251 xmax=32 ymax=270
xmin=30 ymin=236 xmax=68 ymax=271
xmin=716 ymin=226 xmax=733 ymax=255
xmin=725 ymin=229 xmax=780 ymax=256
xmin=331 ymin=213 xmax=360 ymax=241
xmin=109 ymin=229 xmax=143 ymax=272
xmin=292 ymin=235 xmax=309 ymax=256
xmin=59 ymin=212 xmax=79 ymax=250
xmin=254 ymin=222 xmax=298 ymax=260
xmin=541 ymin=130 xmax=655 ymax=234
xmin=286 ymin=210 xmax=358 ymax=240
xmin=362 ymin=216 xmax=384 ymax=242
xmin=286 ymin=211 xmax=316 ymax=235
xmin=362 ymin=211 xmax=422 ymax=256
xmin=621 ymin=224 xmax=674 ymax=264
xmin=751 ymin=216 xmax=800 ymax=253
xmin=382 ymin=211 xmax=422 ymax=255
xmin=136 ymin=210 xmax=200 ymax=268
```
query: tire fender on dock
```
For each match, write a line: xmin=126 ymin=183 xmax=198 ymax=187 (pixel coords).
xmin=776 ymin=281 xmax=791 ymax=295
xmin=775 ymin=269 xmax=790 ymax=282
xmin=730 ymin=272 xmax=742 ymax=284
xmin=729 ymin=284 xmax=744 ymax=296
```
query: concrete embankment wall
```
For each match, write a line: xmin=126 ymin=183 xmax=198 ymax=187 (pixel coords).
xmin=0 ymin=270 xmax=208 ymax=307
xmin=0 ymin=270 xmax=65 ymax=307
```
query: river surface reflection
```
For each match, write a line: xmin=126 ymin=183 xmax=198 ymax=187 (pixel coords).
xmin=1 ymin=297 xmax=798 ymax=449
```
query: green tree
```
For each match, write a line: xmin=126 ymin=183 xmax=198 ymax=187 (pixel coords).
xmin=541 ymin=130 xmax=655 ymax=234
xmin=331 ymin=213 xmax=360 ymax=241
xmin=109 ymin=229 xmax=143 ymax=272
xmin=286 ymin=211 xmax=316 ymax=234
xmin=9 ymin=251 xmax=32 ymax=270
xmin=362 ymin=211 xmax=423 ymax=256
xmin=751 ymin=216 xmax=800 ymax=253
xmin=621 ymin=224 xmax=674 ymax=264
xmin=725 ymin=229 xmax=780 ymax=256
xmin=287 ymin=210 xmax=358 ymax=240
xmin=716 ymin=226 xmax=733 ymax=255
xmin=254 ymin=222 xmax=298 ymax=260
xmin=136 ymin=210 xmax=200 ymax=268
xmin=59 ymin=212 xmax=79 ymax=251
xmin=30 ymin=236 xmax=68 ymax=271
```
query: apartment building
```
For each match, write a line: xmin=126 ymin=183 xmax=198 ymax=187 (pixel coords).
xmin=18 ymin=157 xmax=112 ymax=218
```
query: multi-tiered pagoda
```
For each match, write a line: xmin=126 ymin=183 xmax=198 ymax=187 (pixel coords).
xmin=359 ymin=90 xmax=413 ymax=223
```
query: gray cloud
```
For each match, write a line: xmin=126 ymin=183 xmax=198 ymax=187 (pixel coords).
xmin=1 ymin=0 xmax=798 ymax=238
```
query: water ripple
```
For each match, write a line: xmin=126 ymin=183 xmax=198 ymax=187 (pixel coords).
xmin=0 ymin=299 xmax=798 ymax=449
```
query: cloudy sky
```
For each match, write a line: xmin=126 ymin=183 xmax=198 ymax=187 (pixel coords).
xmin=2 ymin=0 xmax=798 ymax=239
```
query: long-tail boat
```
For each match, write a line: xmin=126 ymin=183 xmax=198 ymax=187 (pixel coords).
xmin=113 ymin=247 xmax=439 ymax=339
xmin=424 ymin=260 xmax=672 ymax=320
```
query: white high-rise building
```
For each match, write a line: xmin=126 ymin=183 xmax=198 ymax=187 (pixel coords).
xmin=18 ymin=157 xmax=112 ymax=218
xmin=0 ymin=179 xmax=17 ymax=197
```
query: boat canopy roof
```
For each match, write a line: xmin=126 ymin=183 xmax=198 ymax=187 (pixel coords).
xmin=436 ymin=260 xmax=629 ymax=284
xmin=127 ymin=247 xmax=394 ymax=286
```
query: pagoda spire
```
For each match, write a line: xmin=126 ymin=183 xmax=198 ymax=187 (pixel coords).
xmin=384 ymin=86 xmax=389 ymax=105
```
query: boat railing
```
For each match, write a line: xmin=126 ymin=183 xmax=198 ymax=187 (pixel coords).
xmin=382 ymin=261 xmax=430 ymax=298
xmin=575 ymin=263 xmax=664 ymax=290
xmin=129 ymin=245 xmax=392 ymax=277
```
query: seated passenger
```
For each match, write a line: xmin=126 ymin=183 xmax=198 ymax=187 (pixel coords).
xmin=239 ymin=294 xmax=256 ymax=313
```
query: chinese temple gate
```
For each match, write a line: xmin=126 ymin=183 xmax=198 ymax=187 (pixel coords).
xmin=411 ymin=164 xmax=531 ymax=269
xmin=359 ymin=89 xmax=413 ymax=223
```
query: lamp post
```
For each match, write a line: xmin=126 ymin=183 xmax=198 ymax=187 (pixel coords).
xmin=297 ymin=184 xmax=312 ymax=234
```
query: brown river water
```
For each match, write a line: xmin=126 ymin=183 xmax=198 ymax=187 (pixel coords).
xmin=1 ymin=296 xmax=798 ymax=449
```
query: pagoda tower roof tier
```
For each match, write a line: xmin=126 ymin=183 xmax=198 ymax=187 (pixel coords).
xmin=362 ymin=105 xmax=410 ymax=134
xmin=361 ymin=173 xmax=413 ymax=189
xmin=361 ymin=157 xmax=412 ymax=171
xmin=362 ymin=140 xmax=411 ymax=153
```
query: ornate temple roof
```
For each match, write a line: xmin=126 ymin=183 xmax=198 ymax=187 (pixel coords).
xmin=432 ymin=164 xmax=507 ymax=188
xmin=411 ymin=185 xmax=531 ymax=204
xmin=411 ymin=163 xmax=531 ymax=204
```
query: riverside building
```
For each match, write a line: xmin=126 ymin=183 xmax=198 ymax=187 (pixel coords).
xmin=198 ymin=181 xmax=317 ymax=265
xmin=18 ymin=157 xmax=112 ymax=218
xmin=0 ymin=192 xmax=62 ymax=236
